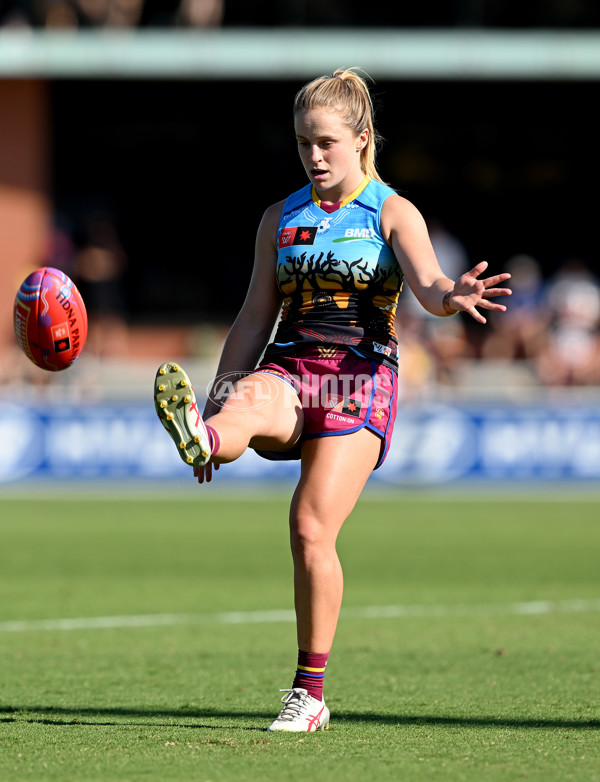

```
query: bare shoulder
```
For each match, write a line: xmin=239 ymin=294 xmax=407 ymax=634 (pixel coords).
xmin=259 ymin=199 xmax=286 ymax=238
xmin=252 ymin=200 xmax=286 ymax=272
xmin=381 ymin=193 xmax=427 ymax=235
xmin=263 ymin=198 xmax=287 ymax=218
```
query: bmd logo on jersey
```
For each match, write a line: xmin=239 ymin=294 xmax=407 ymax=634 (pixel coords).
xmin=333 ymin=227 xmax=376 ymax=243
xmin=346 ymin=228 xmax=375 ymax=238
xmin=278 ymin=226 xmax=318 ymax=249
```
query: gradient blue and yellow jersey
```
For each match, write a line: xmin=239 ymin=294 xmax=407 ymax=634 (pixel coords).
xmin=265 ymin=177 xmax=403 ymax=370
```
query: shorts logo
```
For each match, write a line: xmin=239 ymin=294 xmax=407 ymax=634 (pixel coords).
xmin=341 ymin=398 xmax=362 ymax=417
xmin=325 ymin=413 xmax=357 ymax=425
xmin=278 ymin=226 xmax=318 ymax=249
xmin=323 ymin=394 xmax=343 ymax=409
xmin=324 ymin=396 xmax=361 ymax=418
xmin=51 ymin=322 xmax=71 ymax=353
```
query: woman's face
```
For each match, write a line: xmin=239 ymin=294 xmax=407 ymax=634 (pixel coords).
xmin=294 ymin=107 xmax=368 ymax=200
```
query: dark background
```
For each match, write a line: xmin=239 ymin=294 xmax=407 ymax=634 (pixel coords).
xmin=4 ymin=0 xmax=600 ymax=27
xmin=220 ymin=0 xmax=600 ymax=28
xmin=50 ymin=77 xmax=597 ymax=324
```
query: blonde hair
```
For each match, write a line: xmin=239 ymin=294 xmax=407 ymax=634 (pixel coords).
xmin=294 ymin=67 xmax=385 ymax=184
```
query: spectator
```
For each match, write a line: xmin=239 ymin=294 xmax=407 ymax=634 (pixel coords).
xmin=396 ymin=217 xmax=473 ymax=388
xmin=400 ymin=216 xmax=470 ymax=323
xmin=536 ymin=257 xmax=600 ymax=386
xmin=480 ymin=253 xmax=549 ymax=363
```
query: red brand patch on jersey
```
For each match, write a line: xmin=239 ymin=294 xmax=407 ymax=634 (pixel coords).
xmin=278 ymin=225 xmax=317 ymax=249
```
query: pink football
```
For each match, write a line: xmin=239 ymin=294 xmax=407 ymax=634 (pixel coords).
xmin=13 ymin=266 xmax=88 ymax=371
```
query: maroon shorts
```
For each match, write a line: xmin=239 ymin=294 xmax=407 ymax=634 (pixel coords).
xmin=253 ymin=348 xmax=397 ymax=469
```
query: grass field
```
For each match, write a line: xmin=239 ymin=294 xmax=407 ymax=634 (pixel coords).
xmin=1 ymin=490 xmax=599 ymax=781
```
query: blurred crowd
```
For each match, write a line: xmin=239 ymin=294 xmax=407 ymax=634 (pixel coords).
xmin=2 ymin=0 xmax=600 ymax=29
xmin=395 ymin=219 xmax=600 ymax=398
xmin=0 ymin=0 xmax=223 ymax=28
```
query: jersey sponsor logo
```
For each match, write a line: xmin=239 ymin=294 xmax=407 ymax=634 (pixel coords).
xmin=333 ymin=227 xmax=376 ymax=243
xmin=278 ymin=225 xmax=318 ymax=249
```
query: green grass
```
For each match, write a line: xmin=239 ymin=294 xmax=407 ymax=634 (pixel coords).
xmin=1 ymin=491 xmax=599 ymax=781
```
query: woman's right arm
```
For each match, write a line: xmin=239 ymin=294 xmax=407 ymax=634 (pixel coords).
xmin=203 ymin=200 xmax=285 ymax=418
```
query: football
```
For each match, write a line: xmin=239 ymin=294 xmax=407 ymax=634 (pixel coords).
xmin=13 ymin=266 xmax=88 ymax=371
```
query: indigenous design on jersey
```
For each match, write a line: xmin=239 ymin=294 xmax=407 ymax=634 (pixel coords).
xmin=268 ymin=177 xmax=403 ymax=369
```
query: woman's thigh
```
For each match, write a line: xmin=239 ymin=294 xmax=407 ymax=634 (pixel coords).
xmin=215 ymin=371 xmax=305 ymax=452
xmin=290 ymin=427 xmax=382 ymax=540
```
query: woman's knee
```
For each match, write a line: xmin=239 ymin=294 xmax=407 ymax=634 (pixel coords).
xmin=289 ymin=506 xmax=338 ymax=559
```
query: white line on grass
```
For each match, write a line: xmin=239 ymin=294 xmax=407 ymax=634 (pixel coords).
xmin=2 ymin=598 xmax=600 ymax=633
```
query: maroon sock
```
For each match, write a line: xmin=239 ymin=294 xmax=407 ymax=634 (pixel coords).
xmin=206 ymin=424 xmax=220 ymax=456
xmin=292 ymin=650 xmax=329 ymax=702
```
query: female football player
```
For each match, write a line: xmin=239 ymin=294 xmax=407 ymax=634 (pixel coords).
xmin=154 ymin=68 xmax=511 ymax=732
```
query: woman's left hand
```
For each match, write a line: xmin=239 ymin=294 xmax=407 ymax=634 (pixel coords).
xmin=193 ymin=461 xmax=220 ymax=484
xmin=447 ymin=261 xmax=512 ymax=323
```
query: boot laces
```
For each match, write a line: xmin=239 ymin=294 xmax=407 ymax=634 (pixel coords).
xmin=276 ymin=688 xmax=311 ymax=722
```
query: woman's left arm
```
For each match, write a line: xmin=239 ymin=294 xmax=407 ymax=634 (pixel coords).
xmin=381 ymin=194 xmax=511 ymax=324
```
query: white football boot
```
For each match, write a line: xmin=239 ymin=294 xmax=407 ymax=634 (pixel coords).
xmin=154 ymin=362 xmax=212 ymax=468
xmin=267 ymin=688 xmax=330 ymax=732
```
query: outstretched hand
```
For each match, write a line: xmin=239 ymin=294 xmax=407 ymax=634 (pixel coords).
xmin=193 ymin=461 xmax=220 ymax=484
xmin=448 ymin=261 xmax=512 ymax=324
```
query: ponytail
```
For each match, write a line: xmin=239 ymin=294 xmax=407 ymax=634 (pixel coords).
xmin=294 ymin=67 xmax=385 ymax=184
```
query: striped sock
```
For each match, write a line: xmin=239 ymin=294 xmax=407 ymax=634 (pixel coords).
xmin=206 ymin=424 xmax=220 ymax=457
xmin=292 ymin=650 xmax=329 ymax=702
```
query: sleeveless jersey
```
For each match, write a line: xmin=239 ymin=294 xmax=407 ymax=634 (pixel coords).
xmin=265 ymin=177 xmax=403 ymax=370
